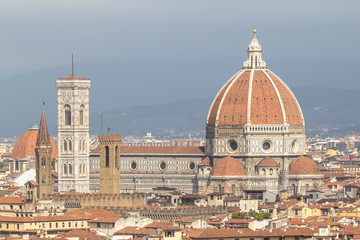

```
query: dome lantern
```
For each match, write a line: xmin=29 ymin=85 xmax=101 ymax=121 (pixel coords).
xmin=243 ymin=28 xmax=266 ymax=69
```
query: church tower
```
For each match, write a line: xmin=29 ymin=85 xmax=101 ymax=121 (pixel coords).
xmin=99 ymin=134 xmax=121 ymax=194
xmin=56 ymin=66 xmax=91 ymax=193
xmin=35 ymin=104 xmax=54 ymax=199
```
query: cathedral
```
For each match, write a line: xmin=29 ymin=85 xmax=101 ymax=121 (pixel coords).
xmin=88 ymin=29 xmax=327 ymax=201
xmin=11 ymin=29 xmax=326 ymax=203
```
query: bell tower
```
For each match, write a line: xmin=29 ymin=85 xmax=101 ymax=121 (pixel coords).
xmin=35 ymin=104 xmax=54 ymax=199
xmin=99 ymin=134 xmax=121 ymax=194
xmin=56 ymin=60 xmax=91 ymax=193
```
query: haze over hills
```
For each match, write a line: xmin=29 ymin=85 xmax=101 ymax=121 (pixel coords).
xmin=1 ymin=56 xmax=359 ymax=137
xmin=87 ymin=87 xmax=360 ymax=138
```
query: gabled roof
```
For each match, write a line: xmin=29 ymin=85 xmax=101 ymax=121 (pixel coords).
xmin=198 ymin=156 xmax=211 ymax=166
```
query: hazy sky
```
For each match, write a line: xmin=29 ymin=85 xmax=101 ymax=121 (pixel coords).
xmin=1 ymin=0 xmax=359 ymax=78
xmin=0 ymin=0 xmax=359 ymax=136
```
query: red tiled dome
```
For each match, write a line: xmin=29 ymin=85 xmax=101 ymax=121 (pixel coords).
xmin=12 ymin=127 xmax=58 ymax=159
xmin=256 ymin=156 xmax=280 ymax=166
xmin=289 ymin=156 xmax=321 ymax=175
xmin=207 ymin=69 xmax=304 ymax=126
xmin=211 ymin=156 xmax=246 ymax=176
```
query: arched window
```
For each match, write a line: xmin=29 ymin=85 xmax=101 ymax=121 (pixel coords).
xmin=63 ymin=140 xmax=67 ymax=152
xmin=51 ymin=160 xmax=56 ymax=171
xmin=269 ymin=168 xmax=273 ymax=175
xmin=79 ymin=140 xmax=82 ymax=152
xmin=80 ymin=105 xmax=84 ymax=125
xmin=64 ymin=164 xmax=68 ymax=175
xmin=41 ymin=157 xmax=46 ymax=168
xmin=83 ymin=164 xmax=86 ymax=175
xmin=64 ymin=104 xmax=71 ymax=126
xmin=262 ymin=168 xmax=266 ymax=175
xmin=69 ymin=164 xmax=73 ymax=175
xmin=42 ymin=175 xmax=46 ymax=184
xmin=218 ymin=184 xmax=222 ymax=193
xmin=79 ymin=164 xmax=82 ymax=175
xmin=232 ymin=184 xmax=236 ymax=194
xmin=115 ymin=146 xmax=119 ymax=168
xmin=69 ymin=140 xmax=72 ymax=152
xmin=15 ymin=160 xmax=19 ymax=171
xmin=105 ymin=146 xmax=109 ymax=167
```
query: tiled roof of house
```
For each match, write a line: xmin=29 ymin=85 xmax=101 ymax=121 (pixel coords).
xmin=115 ymin=226 xmax=156 ymax=235
xmin=187 ymin=227 xmax=314 ymax=239
xmin=0 ymin=196 xmax=24 ymax=205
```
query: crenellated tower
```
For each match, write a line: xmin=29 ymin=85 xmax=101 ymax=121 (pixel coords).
xmin=35 ymin=104 xmax=54 ymax=199
xmin=99 ymin=134 xmax=122 ymax=194
xmin=56 ymin=69 xmax=91 ymax=193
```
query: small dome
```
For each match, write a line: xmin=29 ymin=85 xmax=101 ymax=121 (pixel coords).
xmin=211 ymin=156 xmax=246 ymax=176
xmin=12 ymin=127 xmax=58 ymax=159
xmin=256 ymin=156 xmax=280 ymax=167
xmin=289 ymin=156 xmax=321 ymax=175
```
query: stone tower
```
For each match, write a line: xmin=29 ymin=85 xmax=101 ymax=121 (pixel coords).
xmin=99 ymin=134 xmax=122 ymax=194
xmin=35 ymin=104 xmax=54 ymax=199
xmin=56 ymin=72 xmax=91 ymax=193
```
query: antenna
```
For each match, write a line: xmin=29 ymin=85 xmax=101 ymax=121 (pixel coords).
xmin=72 ymin=53 xmax=74 ymax=76
xmin=100 ymin=115 xmax=103 ymax=134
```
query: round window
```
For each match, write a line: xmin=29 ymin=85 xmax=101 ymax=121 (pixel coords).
xmin=226 ymin=140 xmax=238 ymax=153
xmin=130 ymin=162 xmax=137 ymax=170
xmin=159 ymin=162 xmax=167 ymax=171
xmin=292 ymin=140 xmax=299 ymax=153
xmin=263 ymin=142 xmax=271 ymax=150
xmin=261 ymin=141 xmax=273 ymax=153
xmin=188 ymin=162 xmax=196 ymax=171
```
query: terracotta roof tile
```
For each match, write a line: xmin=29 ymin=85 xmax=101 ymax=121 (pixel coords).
xmin=91 ymin=146 xmax=204 ymax=154
xmin=256 ymin=156 xmax=280 ymax=166
xmin=198 ymin=156 xmax=211 ymax=166
xmin=289 ymin=156 xmax=322 ymax=175
xmin=207 ymin=69 xmax=304 ymax=127
xmin=211 ymin=156 xmax=246 ymax=176
xmin=11 ymin=129 xmax=58 ymax=159
xmin=115 ymin=226 xmax=155 ymax=235
xmin=145 ymin=221 xmax=174 ymax=229
xmin=0 ymin=196 xmax=24 ymax=205
xmin=58 ymin=75 xmax=88 ymax=80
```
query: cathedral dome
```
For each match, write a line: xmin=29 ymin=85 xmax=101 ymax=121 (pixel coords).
xmin=12 ymin=125 xmax=58 ymax=160
xmin=289 ymin=156 xmax=321 ymax=175
xmin=206 ymin=30 xmax=304 ymax=127
xmin=210 ymin=156 xmax=246 ymax=176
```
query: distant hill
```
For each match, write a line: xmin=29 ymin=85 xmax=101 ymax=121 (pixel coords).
xmin=1 ymin=55 xmax=359 ymax=137
xmin=87 ymin=87 xmax=360 ymax=138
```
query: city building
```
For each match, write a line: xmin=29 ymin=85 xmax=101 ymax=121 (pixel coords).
xmin=89 ymin=29 xmax=327 ymax=201
xmin=56 ymin=71 xmax=91 ymax=193
xmin=9 ymin=125 xmax=58 ymax=178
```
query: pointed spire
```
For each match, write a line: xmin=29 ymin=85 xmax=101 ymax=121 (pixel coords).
xmin=243 ymin=27 xmax=266 ymax=69
xmin=36 ymin=102 xmax=51 ymax=147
